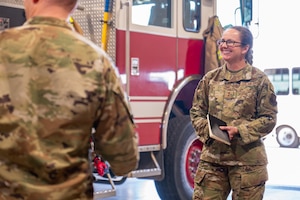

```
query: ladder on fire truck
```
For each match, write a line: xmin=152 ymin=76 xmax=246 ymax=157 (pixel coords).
xmin=90 ymin=131 xmax=117 ymax=199
xmin=93 ymin=174 xmax=117 ymax=199
xmin=92 ymin=148 xmax=161 ymax=199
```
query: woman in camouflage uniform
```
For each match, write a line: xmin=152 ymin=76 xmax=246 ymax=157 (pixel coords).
xmin=190 ymin=26 xmax=277 ymax=200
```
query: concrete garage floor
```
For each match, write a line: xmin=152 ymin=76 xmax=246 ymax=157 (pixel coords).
xmin=94 ymin=136 xmax=300 ymax=200
xmin=93 ymin=178 xmax=300 ymax=200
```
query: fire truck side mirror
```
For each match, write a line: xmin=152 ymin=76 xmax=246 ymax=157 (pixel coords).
xmin=240 ymin=0 xmax=252 ymax=26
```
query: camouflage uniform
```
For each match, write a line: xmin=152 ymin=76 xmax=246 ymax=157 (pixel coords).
xmin=190 ymin=63 xmax=277 ymax=200
xmin=0 ymin=17 xmax=138 ymax=200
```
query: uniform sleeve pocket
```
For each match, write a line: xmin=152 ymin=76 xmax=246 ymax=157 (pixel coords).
xmin=194 ymin=170 xmax=206 ymax=184
xmin=241 ymin=166 xmax=268 ymax=188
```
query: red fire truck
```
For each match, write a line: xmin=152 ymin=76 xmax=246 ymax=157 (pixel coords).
xmin=0 ymin=0 xmax=252 ymax=199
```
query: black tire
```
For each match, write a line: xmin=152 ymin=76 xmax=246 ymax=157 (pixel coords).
xmin=276 ymin=125 xmax=299 ymax=148
xmin=154 ymin=116 xmax=202 ymax=200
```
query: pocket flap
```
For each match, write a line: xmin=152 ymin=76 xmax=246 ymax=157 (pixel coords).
xmin=241 ymin=166 xmax=268 ymax=188
xmin=194 ymin=170 xmax=206 ymax=184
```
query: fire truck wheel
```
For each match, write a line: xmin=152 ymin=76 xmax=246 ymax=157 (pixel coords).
xmin=154 ymin=115 xmax=202 ymax=200
xmin=276 ymin=125 xmax=299 ymax=148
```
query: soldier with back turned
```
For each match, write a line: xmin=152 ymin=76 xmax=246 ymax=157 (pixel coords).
xmin=0 ymin=0 xmax=139 ymax=199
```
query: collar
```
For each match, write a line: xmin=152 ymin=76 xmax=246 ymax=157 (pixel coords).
xmin=221 ymin=63 xmax=253 ymax=82
xmin=24 ymin=16 xmax=73 ymax=31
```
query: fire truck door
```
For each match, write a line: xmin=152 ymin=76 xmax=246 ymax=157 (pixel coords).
xmin=124 ymin=0 xmax=215 ymax=146
xmin=122 ymin=0 xmax=177 ymax=146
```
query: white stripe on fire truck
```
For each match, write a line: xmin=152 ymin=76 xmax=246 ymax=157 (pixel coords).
xmin=133 ymin=119 xmax=162 ymax=123
xmin=129 ymin=96 xmax=168 ymax=101
xmin=130 ymin=101 xmax=166 ymax=119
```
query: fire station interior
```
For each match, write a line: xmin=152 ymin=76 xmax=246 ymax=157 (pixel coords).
xmin=0 ymin=6 xmax=25 ymax=29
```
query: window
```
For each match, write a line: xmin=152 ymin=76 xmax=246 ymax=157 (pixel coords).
xmin=292 ymin=67 xmax=300 ymax=95
xmin=132 ymin=0 xmax=171 ymax=28
xmin=183 ymin=0 xmax=201 ymax=32
xmin=264 ymin=68 xmax=289 ymax=95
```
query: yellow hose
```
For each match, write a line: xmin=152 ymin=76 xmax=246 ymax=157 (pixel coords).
xmin=101 ymin=12 xmax=111 ymax=51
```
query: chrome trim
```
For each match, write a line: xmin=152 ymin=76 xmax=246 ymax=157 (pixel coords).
xmin=128 ymin=152 xmax=161 ymax=178
xmin=138 ymin=145 xmax=161 ymax=152
xmin=93 ymin=173 xmax=116 ymax=198
xmin=128 ymin=168 xmax=161 ymax=178
xmin=161 ymin=75 xmax=202 ymax=149
xmin=120 ymin=0 xmax=131 ymax=94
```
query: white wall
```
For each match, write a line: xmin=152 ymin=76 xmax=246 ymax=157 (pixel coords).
xmin=217 ymin=0 xmax=300 ymax=70
xmin=250 ymin=0 xmax=300 ymax=70
xmin=216 ymin=0 xmax=241 ymax=27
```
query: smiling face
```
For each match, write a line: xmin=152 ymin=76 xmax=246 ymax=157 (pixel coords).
xmin=219 ymin=28 xmax=249 ymax=65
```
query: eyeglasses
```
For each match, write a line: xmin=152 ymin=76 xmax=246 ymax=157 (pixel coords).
xmin=216 ymin=39 xmax=245 ymax=47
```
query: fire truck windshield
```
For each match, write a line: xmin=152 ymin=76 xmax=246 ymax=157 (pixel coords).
xmin=132 ymin=0 xmax=201 ymax=32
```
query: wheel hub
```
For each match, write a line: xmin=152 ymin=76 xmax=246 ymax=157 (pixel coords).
xmin=185 ymin=139 xmax=202 ymax=188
